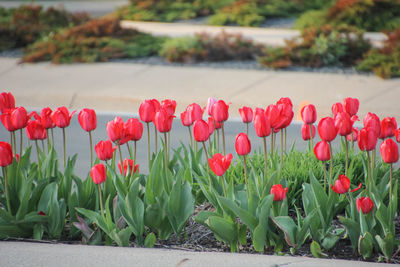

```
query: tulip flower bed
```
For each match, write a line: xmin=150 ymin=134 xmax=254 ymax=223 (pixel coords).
xmin=1 ymin=92 xmax=400 ymax=263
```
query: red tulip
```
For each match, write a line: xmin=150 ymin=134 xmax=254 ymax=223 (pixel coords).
xmin=186 ymin=103 xmax=204 ymax=124
xmin=78 ymin=109 xmax=97 ymax=132
xmin=254 ymin=113 xmax=271 ymax=137
xmin=331 ymin=102 xmax=344 ymax=116
xmin=275 ymin=103 xmax=293 ymax=130
xmin=331 ymin=174 xmax=362 ymax=194
xmin=124 ymin=118 xmax=143 ymax=141
xmin=301 ymin=104 xmax=317 ymax=124
xmin=379 ymin=117 xmax=397 ymax=139
xmin=254 ymin=107 xmax=264 ymax=117
xmin=343 ymin=97 xmax=359 ymax=116
xmin=153 ymin=108 xmax=174 ymax=133
xmin=180 ymin=110 xmax=191 ymax=127
xmin=40 ymin=107 xmax=55 ymax=129
xmin=239 ymin=106 xmax=253 ymax=123
xmin=51 ymin=107 xmax=76 ymax=128
xmin=207 ymin=117 xmax=215 ymax=136
xmin=318 ymin=117 xmax=337 ymax=142
xmin=106 ymin=117 xmax=125 ymax=143
xmin=193 ymin=119 xmax=209 ymax=142
xmin=395 ymin=129 xmax=400 ymax=143
xmin=211 ymin=100 xmax=229 ymax=123
xmin=0 ymin=92 xmax=15 ymax=113
xmin=314 ymin=141 xmax=331 ymax=161
xmin=1 ymin=111 xmax=16 ymax=132
xmin=90 ymin=163 xmax=107 ymax=184
xmin=265 ymin=104 xmax=280 ymax=129
xmin=11 ymin=107 xmax=28 ymax=130
xmin=363 ymin=112 xmax=380 ymax=137
xmin=95 ymin=140 xmax=116 ymax=161
xmin=26 ymin=120 xmax=47 ymax=140
xmin=270 ymin=184 xmax=288 ymax=201
xmin=208 ymin=153 xmax=232 ymax=176
xmin=346 ymin=127 xmax=359 ymax=142
xmin=160 ymin=99 xmax=177 ymax=117
xmin=356 ymin=197 xmax=374 ymax=214
xmin=380 ymin=138 xmax=399 ymax=164
xmin=235 ymin=133 xmax=251 ymax=156
xmin=358 ymin=127 xmax=378 ymax=151
xmin=334 ymin=112 xmax=352 ymax=136
xmin=276 ymin=97 xmax=293 ymax=107
xmin=139 ymin=99 xmax=157 ymax=123
xmin=206 ymin=97 xmax=217 ymax=116
xmin=118 ymin=159 xmax=139 ymax=176
xmin=301 ymin=123 xmax=315 ymax=141
xmin=0 ymin=141 xmax=13 ymax=167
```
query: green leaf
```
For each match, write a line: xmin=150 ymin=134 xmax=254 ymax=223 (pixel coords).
xmin=358 ymin=232 xmax=373 ymax=259
xmin=238 ymin=224 xmax=247 ymax=246
xmin=338 ymin=216 xmax=360 ymax=250
xmin=271 ymin=216 xmax=297 ymax=247
xmin=206 ymin=216 xmax=237 ymax=244
xmin=253 ymin=224 xmax=267 ymax=252
xmin=145 ymin=232 xmax=156 ymax=248
xmin=310 ymin=241 xmax=323 ymax=258
xmin=217 ymin=196 xmax=257 ymax=231
xmin=194 ymin=211 xmax=215 ymax=226
xmin=375 ymin=233 xmax=394 ymax=261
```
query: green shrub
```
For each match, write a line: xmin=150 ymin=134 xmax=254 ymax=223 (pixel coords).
xmin=357 ymin=27 xmax=400 ymax=78
xmin=295 ymin=9 xmax=327 ymax=29
xmin=259 ymin=25 xmax=371 ymax=68
xmin=22 ymin=18 xmax=165 ymax=63
xmin=159 ymin=31 xmax=264 ymax=62
xmin=0 ymin=5 xmax=90 ymax=51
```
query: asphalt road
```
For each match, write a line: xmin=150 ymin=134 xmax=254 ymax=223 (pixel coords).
xmin=0 ymin=113 xmax=310 ymax=177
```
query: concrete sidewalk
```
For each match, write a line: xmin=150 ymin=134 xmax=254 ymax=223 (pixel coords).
xmin=1 ymin=57 xmax=399 ymax=121
xmin=0 ymin=241 xmax=388 ymax=267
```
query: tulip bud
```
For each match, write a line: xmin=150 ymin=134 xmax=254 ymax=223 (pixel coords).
xmin=160 ymin=99 xmax=177 ymax=117
xmin=186 ymin=103 xmax=204 ymax=124
xmin=118 ymin=159 xmax=139 ymax=176
xmin=334 ymin=112 xmax=352 ymax=136
xmin=90 ymin=163 xmax=107 ymax=184
xmin=95 ymin=140 xmax=115 ymax=161
xmin=358 ymin=127 xmax=378 ymax=151
xmin=235 ymin=133 xmax=251 ymax=156
xmin=0 ymin=92 xmax=15 ymax=113
xmin=379 ymin=117 xmax=397 ymax=139
xmin=51 ymin=107 xmax=76 ymax=128
xmin=139 ymin=100 xmax=157 ymax=123
xmin=356 ymin=197 xmax=374 ymax=214
xmin=301 ymin=123 xmax=315 ymax=141
xmin=153 ymin=108 xmax=174 ymax=133
xmin=208 ymin=153 xmax=233 ymax=176
xmin=40 ymin=107 xmax=55 ymax=129
xmin=318 ymin=117 xmax=337 ymax=142
xmin=314 ymin=141 xmax=331 ymax=161
xmin=26 ymin=120 xmax=47 ymax=140
xmin=206 ymin=97 xmax=217 ymax=116
xmin=193 ymin=119 xmax=209 ymax=142
xmin=1 ymin=111 xmax=17 ymax=132
xmin=265 ymin=104 xmax=280 ymax=129
xmin=270 ymin=184 xmax=288 ymax=201
xmin=276 ymin=97 xmax=293 ymax=107
xmin=78 ymin=108 xmax=97 ymax=132
xmin=363 ymin=112 xmax=380 ymax=137
xmin=343 ymin=97 xmax=359 ymax=116
xmin=331 ymin=102 xmax=344 ymax=116
xmin=124 ymin=118 xmax=143 ymax=141
xmin=11 ymin=107 xmax=28 ymax=130
xmin=0 ymin=141 xmax=13 ymax=167
xmin=275 ymin=103 xmax=293 ymax=130
xmin=211 ymin=100 xmax=229 ymax=123
xmin=239 ymin=106 xmax=253 ymax=123
xmin=380 ymin=138 xmax=399 ymax=164
xmin=301 ymin=104 xmax=317 ymax=124
xmin=254 ymin=113 xmax=271 ymax=137
xmin=180 ymin=111 xmax=191 ymax=127
xmin=106 ymin=117 xmax=125 ymax=143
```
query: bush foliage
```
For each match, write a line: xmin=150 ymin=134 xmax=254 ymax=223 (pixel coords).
xmin=22 ymin=18 xmax=165 ymax=63
xmin=357 ymin=27 xmax=400 ymax=78
xmin=0 ymin=5 xmax=90 ymax=51
xmin=259 ymin=25 xmax=371 ymax=68
xmin=159 ymin=31 xmax=264 ymax=62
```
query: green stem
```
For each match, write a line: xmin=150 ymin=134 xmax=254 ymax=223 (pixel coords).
xmin=202 ymin=141 xmax=209 ymax=162
xmin=154 ymin=125 xmax=158 ymax=152
xmin=98 ymin=184 xmax=105 ymax=219
xmin=127 ymin=143 xmax=133 ymax=161
xmin=13 ymin=131 xmax=17 ymax=155
xmin=246 ymin=123 xmax=249 ymax=136
xmin=329 ymin=142 xmax=333 ymax=187
xmin=188 ymin=125 xmax=193 ymax=148
xmin=146 ymin=122 xmax=150 ymax=169
xmin=367 ymin=151 xmax=371 ymax=193
xmin=345 ymin=137 xmax=349 ymax=176
xmin=389 ymin=163 xmax=393 ymax=205
xmin=323 ymin=161 xmax=327 ymax=191
xmin=168 ymin=131 xmax=170 ymax=160
xmin=243 ymin=155 xmax=248 ymax=191
xmin=371 ymin=149 xmax=376 ymax=179
xmin=271 ymin=130 xmax=274 ymax=156
xmin=19 ymin=129 xmax=23 ymax=157
xmin=3 ymin=167 xmax=11 ymax=214
xmin=217 ymin=129 xmax=220 ymax=153
xmin=280 ymin=130 xmax=283 ymax=178
xmin=117 ymin=142 xmax=124 ymax=172
xmin=309 ymin=124 xmax=313 ymax=149
xmin=46 ymin=129 xmax=51 ymax=153
xmin=51 ymin=128 xmax=54 ymax=146
xmin=351 ymin=132 xmax=354 ymax=150
xmin=221 ymin=122 xmax=226 ymax=155
xmin=163 ymin=133 xmax=169 ymax=191
xmin=284 ymin=128 xmax=287 ymax=154
xmin=221 ymin=175 xmax=227 ymax=197
xmin=89 ymin=131 xmax=93 ymax=167
xmin=62 ymin=128 xmax=66 ymax=168
xmin=263 ymin=136 xmax=268 ymax=179
xmin=35 ymin=140 xmax=41 ymax=175
xmin=134 ymin=141 xmax=137 ymax=164
xmin=41 ymin=140 xmax=45 ymax=153
xmin=9 ymin=132 xmax=13 ymax=154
